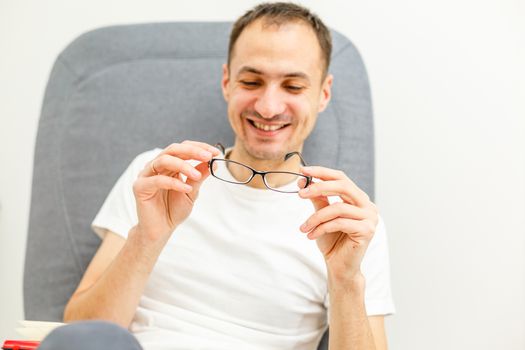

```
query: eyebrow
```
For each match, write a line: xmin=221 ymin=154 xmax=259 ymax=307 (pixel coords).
xmin=237 ymin=66 xmax=310 ymax=82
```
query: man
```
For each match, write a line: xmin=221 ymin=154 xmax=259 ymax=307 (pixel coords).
xmin=40 ymin=2 xmax=394 ymax=350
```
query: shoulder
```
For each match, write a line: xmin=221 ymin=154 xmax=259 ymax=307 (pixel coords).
xmin=125 ymin=148 xmax=163 ymax=176
xmin=132 ymin=148 xmax=163 ymax=166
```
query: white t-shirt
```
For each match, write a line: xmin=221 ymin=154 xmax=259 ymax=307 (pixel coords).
xmin=92 ymin=149 xmax=395 ymax=350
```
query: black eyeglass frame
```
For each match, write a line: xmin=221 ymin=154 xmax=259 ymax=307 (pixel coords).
xmin=208 ymin=143 xmax=312 ymax=193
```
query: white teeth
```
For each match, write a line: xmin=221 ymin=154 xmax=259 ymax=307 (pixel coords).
xmin=252 ymin=121 xmax=287 ymax=131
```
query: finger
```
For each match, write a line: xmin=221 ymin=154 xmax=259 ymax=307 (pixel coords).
xmin=309 ymin=194 xmax=329 ymax=212
xmin=299 ymin=180 xmax=371 ymax=209
xmin=185 ymin=161 xmax=211 ymax=201
xmin=306 ymin=217 xmax=350 ymax=240
xmin=180 ymin=140 xmax=222 ymax=156
xmin=300 ymin=166 xmax=370 ymax=208
xmin=141 ymin=144 xmax=212 ymax=177
xmin=134 ymin=174 xmax=193 ymax=197
xmin=300 ymin=202 xmax=369 ymax=233
xmin=300 ymin=166 xmax=347 ymax=181
xmin=141 ymin=155 xmax=203 ymax=180
xmin=307 ymin=218 xmax=370 ymax=241
xmin=299 ymin=179 xmax=354 ymax=202
xmin=297 ymin=177 xmax=307 ymax=189
xmin=160 ymin=143 xmax=217 ymax=162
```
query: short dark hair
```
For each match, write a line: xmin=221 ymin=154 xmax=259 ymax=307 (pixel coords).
xmin=228 ymin=2 xmax=332 ymax=77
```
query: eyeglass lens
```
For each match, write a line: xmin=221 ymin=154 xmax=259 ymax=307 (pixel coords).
xmin=211 ymin=159 xmax=308 ymax=193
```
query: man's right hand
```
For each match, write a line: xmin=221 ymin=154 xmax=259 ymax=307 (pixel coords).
xmin=64 ymin=141 xmax=221 ymax=326
xmin=132 ymin=140 xmax=221 ymax=242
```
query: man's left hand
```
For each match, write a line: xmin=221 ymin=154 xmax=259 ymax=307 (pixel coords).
xmin=298 ymin=166 xmax=378 ymax=283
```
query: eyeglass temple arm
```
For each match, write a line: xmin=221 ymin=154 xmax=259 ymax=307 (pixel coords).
xmin=209 ymin=143 xmax=225 ymax=169
xmin=285 ymin=151 xmax=312 ymax=188
xmin=284 ymin=151 xmax=308 ymax=166
xmin=214 ymin=143 xmax=226 ymax=155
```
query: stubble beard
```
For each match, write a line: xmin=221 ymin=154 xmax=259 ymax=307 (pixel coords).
xmin=242 ymin=139 xmax=288 ymax=162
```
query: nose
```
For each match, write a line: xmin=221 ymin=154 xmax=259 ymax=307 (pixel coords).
xmin=254 ymin=84 xmax=286 ymax=119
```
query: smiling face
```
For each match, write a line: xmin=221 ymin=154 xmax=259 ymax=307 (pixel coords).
xmin=222 ymin=19 xmax=333 ymax=168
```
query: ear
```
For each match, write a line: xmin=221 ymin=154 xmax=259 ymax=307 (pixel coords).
xmin=221 ymin=63 xmax=230 ymax=102
xmin=318 ymin=73 xmax=333 ymax=113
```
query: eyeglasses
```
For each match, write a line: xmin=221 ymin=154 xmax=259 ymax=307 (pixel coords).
xmin=209 ymin=143 xmax=312 ymax=193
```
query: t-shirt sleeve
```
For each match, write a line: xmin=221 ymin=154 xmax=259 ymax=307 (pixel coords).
xmin=91 ymin=149 xmax=162 ymax=240
xmin=324 ymin=215 xmax=396 ymax=317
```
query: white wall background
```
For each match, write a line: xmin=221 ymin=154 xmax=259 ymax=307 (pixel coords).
xmin=1 ymin=0 xmax=524 ymax=348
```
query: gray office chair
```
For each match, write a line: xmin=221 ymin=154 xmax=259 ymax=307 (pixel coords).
xmin=24 ymin=22 xmax=374 ymax=349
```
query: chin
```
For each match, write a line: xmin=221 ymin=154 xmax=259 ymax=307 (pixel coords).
xmin=244 ymin=142 xmax=289 ymax=161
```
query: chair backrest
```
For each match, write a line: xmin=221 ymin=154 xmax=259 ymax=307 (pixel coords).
xmin=24 ymin=22 xmax=374 ymax=349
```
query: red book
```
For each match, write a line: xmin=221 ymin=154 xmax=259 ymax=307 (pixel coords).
xmin=2 ymin=340 xmax=40 ymax=350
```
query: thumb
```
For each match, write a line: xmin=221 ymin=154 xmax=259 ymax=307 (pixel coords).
xmin=186 ymin=161 xmax=211 ymax=200
xmin=309 ymin=195 xmax=330 ymax=212
xmin=298 ymin=177 xmax=329 ymax=212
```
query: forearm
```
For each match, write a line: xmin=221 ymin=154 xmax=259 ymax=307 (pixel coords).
xmin=63 ymin=226 xmax=166 ymax=327
xmin=328 ymin=273 xmax=376 ymax=350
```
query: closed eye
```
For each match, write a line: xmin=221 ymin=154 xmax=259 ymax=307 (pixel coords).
xmin=240 ymin=80 xmax=261 ymax=88
xmin=285 ymin=85 xmax=305 ymax=93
